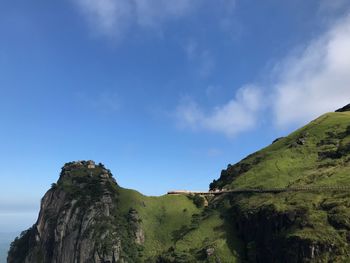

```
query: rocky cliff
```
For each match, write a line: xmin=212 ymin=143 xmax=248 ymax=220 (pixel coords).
xmin=8 ymin=161 xmax=236 ymax=263
xmin=8 ymin=161 xmax=143 ymax=263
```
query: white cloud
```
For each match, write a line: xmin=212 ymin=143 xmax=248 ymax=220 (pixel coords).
xmin=176 ymin=85 xmax=263 ymax=137
xmin=319 ymin=0 xmax=350 ymax=15
xmin=175 ymin=14 xmax=350 ymax=138
xmin=133 ymin=0 xmax=194 ymax=28
xmin=73 ymin=0 xmax=237 ymax=40
xmin=272 ymin=14 xmax=350 ymax=127
xmin=73 ymin=0 xmax=197 ymax=38
xmin=75 ymin=0 xmax=132 ymax=38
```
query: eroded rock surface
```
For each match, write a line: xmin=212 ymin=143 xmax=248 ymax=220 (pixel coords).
xmin=8 ymin=161 xmax=142 ymax=263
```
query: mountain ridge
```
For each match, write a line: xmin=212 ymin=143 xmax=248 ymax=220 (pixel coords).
xmin=8 ymin=107 xmax=350 ymax=262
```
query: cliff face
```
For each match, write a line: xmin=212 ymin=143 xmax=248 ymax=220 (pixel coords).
xmin=230 ymin=200 xmax=348 ymax=262
xmin=8 ymin=161 xmax=143 ymax=263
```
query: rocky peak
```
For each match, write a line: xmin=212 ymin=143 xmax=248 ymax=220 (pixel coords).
xmin=335 ymin=103 xmax=350 ymax=112
xmin=59 ymin=160 xmax=113 ymax=182
xmin=8 ymin=161 xmax=141 ymax=263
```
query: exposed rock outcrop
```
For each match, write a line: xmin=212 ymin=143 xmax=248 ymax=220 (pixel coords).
xmin=8 ymin=161 xmax=143 ymax=263
xmin=335 ymin=103 xmax=350 ymax=112
xmin=231 ymin=201 xmax=347 ymax=262
xmin=127 ymin=209 xmax=144 ymax=245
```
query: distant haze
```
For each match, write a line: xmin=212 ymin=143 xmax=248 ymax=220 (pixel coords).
xmin=0 ymin=212 xmax=38 ymax=233
xmin=0 ymin=232 xmax=19 ymax=263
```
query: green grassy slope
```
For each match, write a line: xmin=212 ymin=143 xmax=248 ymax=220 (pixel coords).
xmin=175 ymin=210 xmax=243 ymax=262
xmin=8 ymin=161 xmax=243 ymax=262
xmin=118 ymin=187 xmax=243 ymax=261
xmin=212 ymin=112 xmax=350 ymax=190
xmin=239 ymin=112 xmax=350 ymax=190
xmin=211 ymin=111 xmax=350 ymax=261
xmin=118 ymin=188 xmax=200 ymax=258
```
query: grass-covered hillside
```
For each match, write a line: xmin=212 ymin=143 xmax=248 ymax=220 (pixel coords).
xmin=211 ymin=111 xmax=350 ymax=262
xmin=117 ymin=187 xmax=243 ymax=262
xmin=8 ymin=161 xmax=243 ymax=263
xmin=212 ymin=111 xmax=350 ymax=190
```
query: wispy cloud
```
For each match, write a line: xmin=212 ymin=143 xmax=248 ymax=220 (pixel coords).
xmin=272 ymin=14 xmax=350 ymax=127
xmin=182 ymin=39 xmax=216 ymax=78
xmin=74 ymin=0 xmax=132 ymax=38
xmin=175 ymin=13 xmax=350 ymax=137
xmin=73 ymin=0 xmax=237 ymax=41
xmin=133 ymin=0 xmax=195 ymax=27
xmin=319 ymin=0 xmax=350 ymax=15
xmin=73 ymin=0 xmax=198 ymax=38
xmin=176 ymin=85 xmax=263 ymax=137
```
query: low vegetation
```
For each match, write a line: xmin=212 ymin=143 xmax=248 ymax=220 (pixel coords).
xmin=117 ymin=187 xmax=242 ymax=261
xmin=212 ymin=111 xmax=350 ymax=261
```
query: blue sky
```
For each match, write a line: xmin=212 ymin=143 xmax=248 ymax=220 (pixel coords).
xmin=1 ymin=0 xmax=350 ymax=232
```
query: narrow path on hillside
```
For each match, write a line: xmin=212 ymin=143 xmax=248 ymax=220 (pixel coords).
xmin=167 ymin=186 xmax=350 ymax=195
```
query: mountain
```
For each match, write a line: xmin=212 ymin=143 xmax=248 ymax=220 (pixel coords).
xmin=7 ymin=107 xmax=350 ymax=262
xmin=210 ymin=109 xmax=350 ymax=262
xmin=7 ymin=161 xmax=240 ymax=262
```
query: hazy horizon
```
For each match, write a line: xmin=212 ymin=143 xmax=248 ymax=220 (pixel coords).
xmin=0 ymin=232 xmax=19 ymax=263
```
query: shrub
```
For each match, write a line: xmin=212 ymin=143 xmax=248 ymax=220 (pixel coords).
xmin=193 ymin=195 xmax=205 ymax=208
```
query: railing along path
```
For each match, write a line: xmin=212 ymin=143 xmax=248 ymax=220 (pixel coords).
xmin=167 ymin=186 xmax=350 ymax=196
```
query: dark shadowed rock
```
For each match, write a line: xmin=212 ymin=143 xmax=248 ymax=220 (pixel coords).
xmin=272 ymin=137 xmax=285 ymax=144
xmin=335 ymin=104 xmax=350 ymax=112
